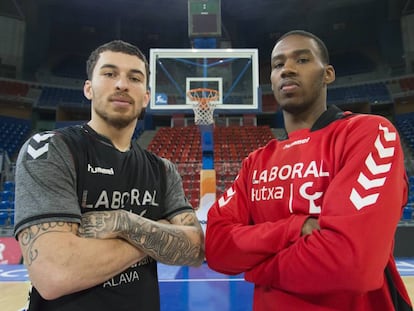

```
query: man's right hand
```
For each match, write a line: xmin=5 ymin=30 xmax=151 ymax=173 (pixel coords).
xmin=301 ymin=217 xmax=320 ymax=236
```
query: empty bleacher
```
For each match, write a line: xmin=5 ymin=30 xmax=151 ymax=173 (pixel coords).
xmin=0 ymin=181 xmax=15 ymax=230
xmin=395 ymin=113 xmax=414 ymax=160
xmin=147 ymin=126 xmax=202 ymax=208
xmin=406 ymin=174 xmax=414 ymax=222
xmin=147 ymin=125 xmax=275 ymax=207
xmin=327 ymin=82 xmax=392 ymax=104
xmin=214 ymin=125 xmax=274 ymax=162
xmin=36 ymin=86 xmax=87 ymax=108
xmin=0 ymin=147 xmax=15 ymax=235
xmin=0 ymin=116 xmax=32 ymax=158
xmin=214 ymin=125 xmax=274 ymax=195
xmin=395 ymin=113 xmax=414 ymax=220
xmin=399 ymin=76 xmax=414 ymax=92
xmin=147 ymin=126 xmax=202 ymax=163
xmin=261 ymin=93 xmax=278 ymax=112
xmin=0 ymin=80 xmax=29 ymax=97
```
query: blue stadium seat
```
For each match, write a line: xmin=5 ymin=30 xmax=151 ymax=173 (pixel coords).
xmin=8 ymin=207 xmax=14 ymax=225
xmin=402 ymin=206 xmax=413 ymax=220
xmin=0 ymin=200 xmax=11 ymax=210
xmin=3 ymin=181 xmax=15 ymax=192
xmin=0 ymin=116 xmax=32 ymax=157
xmin=327 ymin=82 xmax=391 ymax=105
xmin=0 ymin=200 xmax=13 ymax=226
xmin=0 ymin=211 xmax=8 ymax=226
xmin=1 ymin=191 xmax=13 ymax=202
xmin=37 ymin=87 xmax=87 ymax=108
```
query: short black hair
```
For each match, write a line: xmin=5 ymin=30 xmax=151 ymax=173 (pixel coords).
xmin=277 ymin=30 xmax=330 ymax=64
xmin=86 ymin=40 xmax=149 ymax=87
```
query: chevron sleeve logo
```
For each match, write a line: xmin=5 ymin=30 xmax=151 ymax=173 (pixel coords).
xmin=26 ymin=132 xmax=55 ymax=160
xmin=218 ymin=186 xmax=236 ymax=208
xmin=349 ymin=123 xmax=396 ymax=210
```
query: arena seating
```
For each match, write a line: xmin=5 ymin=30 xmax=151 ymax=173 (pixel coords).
xmin=147 ymin=126 xmax=202 ymax=163
xmin=214 ymin=125 xmax=274 ymax=162
xmin=0 ymin=181 xmax=15 ymax=228
xmin=395 ymin=113 xmax=414 ymax=216
xmin=0 ymin=80 xmax=29 ymax=97
xmin=327 ymin=82 xmax=391 ymax=104
xmin=398 ymin=124 xmax=414 ymax=201
xmin=36 ymin=86 xmax=87 ymax=107
xmin=214 ymin=125 xmax=274 ymax=195
xmin=399 ymin=76 xmax=414 ymax=92
xmin=0 ymin=116 xmax=32 ymax=158
xmin=396 ymin=113 xmax=414 ymax=150
xmin=146 ymin=126 xmax=202 ymax=208
xmin=261 ymin=94 xmax=278 ymax=112
xmin=406 ymin=174 xmax=414 ymax=220
xmin=146 ymin=125 xmax=275 ymax=206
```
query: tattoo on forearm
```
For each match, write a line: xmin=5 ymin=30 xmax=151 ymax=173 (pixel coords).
xmin=113 ymin=212 xmax=201 ymax=266
xmin=125 ymin=220 xmax=201 ymax=266
xmin=19 ymin=222 xmax=75 ymax=266
xmin=79 ymin=211 xmax=203 ymax=266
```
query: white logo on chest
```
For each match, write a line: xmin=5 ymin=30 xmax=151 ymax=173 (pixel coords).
xmin=252 ymin=160 xmax=329 ymax=184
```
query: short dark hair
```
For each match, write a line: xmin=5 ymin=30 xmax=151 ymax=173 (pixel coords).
xmin=277 ymin=30 xmax=330 ymax=64
xmin=86 ymin=40 xmax=149 ymax=87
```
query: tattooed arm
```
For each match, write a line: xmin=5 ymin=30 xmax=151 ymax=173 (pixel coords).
xmin=17 ymin=221 xmax=146 ymax=300
xmin=79 ymin=210 xmax=205 ymax=266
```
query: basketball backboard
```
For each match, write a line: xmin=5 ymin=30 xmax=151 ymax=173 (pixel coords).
xmin=148 ymin=48 xmax=260 ymax=114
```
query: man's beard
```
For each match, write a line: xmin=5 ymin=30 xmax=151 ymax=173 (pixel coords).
xmin=95 ymin=107 xmax=142 ymax=129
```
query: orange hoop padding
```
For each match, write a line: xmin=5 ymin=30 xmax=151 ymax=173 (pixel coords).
xmin=186 ymin=88 xmax=219 ymax=103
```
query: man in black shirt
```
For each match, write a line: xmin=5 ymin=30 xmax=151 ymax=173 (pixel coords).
xmin=14 ymin=40 xmax=204 ymax=311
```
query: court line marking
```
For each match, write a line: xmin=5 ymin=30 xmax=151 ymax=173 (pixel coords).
xmin=160 ymin=278 xmax=246 ymax=283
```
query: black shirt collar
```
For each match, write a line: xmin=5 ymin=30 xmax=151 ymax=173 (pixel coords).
xmin=279 ymin=105 xmax=351 ymax=140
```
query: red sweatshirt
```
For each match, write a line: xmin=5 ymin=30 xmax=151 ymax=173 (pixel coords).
xmin=206 ymin=106 xmax=412 ymax=311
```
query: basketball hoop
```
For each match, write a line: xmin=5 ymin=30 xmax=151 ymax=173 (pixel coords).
xmin=187 ymin=88 xmax=219 ymax=125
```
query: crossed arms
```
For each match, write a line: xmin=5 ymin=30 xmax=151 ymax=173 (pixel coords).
xmin=78 ymin=209 xmax=205 ymax=266
xmin=205 ymin=117 xmax=407 ymax=294
xmin=15 ymin=137 xmax=204 ymax=300
xmin=17 ymin=210 xmax=204 ymax=300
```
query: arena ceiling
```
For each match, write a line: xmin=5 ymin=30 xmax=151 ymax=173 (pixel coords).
xmin=0 ymin=0 xmax=412 ymax=78
xmin=2 ymin=0 xmax=410 ymax=51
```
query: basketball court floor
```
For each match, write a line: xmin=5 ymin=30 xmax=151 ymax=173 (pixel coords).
xmin=1 ymin=259 xmax=413 ymax=311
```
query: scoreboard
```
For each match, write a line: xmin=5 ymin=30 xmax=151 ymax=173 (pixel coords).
xmin=188 ymin=0 xmax=221 ymax=37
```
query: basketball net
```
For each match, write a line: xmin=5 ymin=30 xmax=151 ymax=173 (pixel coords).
xmin=187 ymin=88 xmax=219 ymax=125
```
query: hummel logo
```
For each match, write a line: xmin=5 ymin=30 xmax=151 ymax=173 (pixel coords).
xmin=87 ymin=164 xmax=114 ymax=175
xmin=27 ymin=132 xmax=55 ymax=160
xmin=283 ymin=137 xmax=310 ymax=149
xmin=350 ymin=124 xmax=396 ymax=210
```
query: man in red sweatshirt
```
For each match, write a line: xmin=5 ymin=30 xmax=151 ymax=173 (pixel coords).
xmin=205 ymin=30 xmax=413 ymax=311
